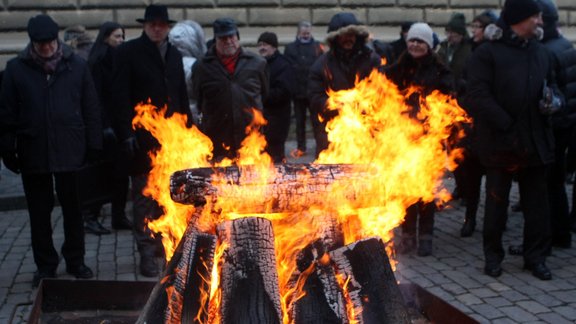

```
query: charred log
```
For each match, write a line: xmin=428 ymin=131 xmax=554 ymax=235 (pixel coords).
xmin=329 ymin=237 xmax=410 ymax=324
xmin=136 ymin=225 xmax=216 ymax=324
xmin=217 ymin=217 xmax=283 ymax=324
xmin=170 ymin=164 xmax=373 ymax=212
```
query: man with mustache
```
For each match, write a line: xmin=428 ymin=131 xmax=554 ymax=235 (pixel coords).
xmin=308 ymin=12 xmax=381 ymax=158
xmin=192 ymin=17 xmax=268 ymax=161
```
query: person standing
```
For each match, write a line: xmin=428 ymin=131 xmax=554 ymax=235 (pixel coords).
xmin=112 ymin=4 xmax=191 ymax=277
xmin=0 ymin=14 xmax=102 ymax=287
xmin=83 ymin=22 xmax=132 ymax=235
xmin=192 ymin=17 xmax=268 ymax=161
xmin=283 ymin=21 xmax=324 ymax=157
xmin=257 ymin=32 xmax=294 ymax=163
xmin=384 ymin=22 xmax=454 ymax=257
xmin=466 ymin=0 xmax=562 ymax=280
xmin=308 ymin=12 xmax=381 ymax=158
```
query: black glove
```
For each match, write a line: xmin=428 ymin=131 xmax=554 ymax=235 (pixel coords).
xmin=2 ymin=151 xmax=20 ymax=174
xmin=539 ymin=85 xmax=562 ymax=115
xmin=85 ymin=148 xmax=103 ymax=164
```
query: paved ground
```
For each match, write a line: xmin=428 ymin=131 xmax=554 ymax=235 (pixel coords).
xmin=0 ymin=137 xmax=575 ymax=323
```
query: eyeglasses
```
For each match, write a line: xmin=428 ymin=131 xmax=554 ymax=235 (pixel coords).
xmin=470 ymin=23 xmax=483 ymax=29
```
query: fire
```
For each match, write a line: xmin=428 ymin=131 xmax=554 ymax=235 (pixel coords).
xmin=133 ymin=67 xmax=468 ymax=322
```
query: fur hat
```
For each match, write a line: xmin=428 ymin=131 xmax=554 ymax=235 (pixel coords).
xmin=257 ymin=31 xmax=278 ymax=48
xmin=27 ymin=14 xmax=59 ymax=42
xmin=406 ymin=22 xmax=434 ymax=49
xmin=446 ymin=13 xmax=468 ymax=36
xmin=502 ymin=0 xmax=541 ymax=26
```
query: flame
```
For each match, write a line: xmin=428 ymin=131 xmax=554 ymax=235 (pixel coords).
xmin=132 ymin=67 xmax=468 ymax=323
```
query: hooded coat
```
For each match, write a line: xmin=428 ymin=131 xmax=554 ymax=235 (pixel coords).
xmin=466 ymin=20 xmax=560 ymax=168
xmin=0 ymin=42 xmax=102 ymax=174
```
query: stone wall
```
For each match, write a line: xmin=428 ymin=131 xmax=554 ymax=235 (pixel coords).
xmin=0 ymin=0 xmax=575 ymax=67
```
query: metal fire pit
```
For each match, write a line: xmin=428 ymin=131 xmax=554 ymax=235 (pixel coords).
xmin=28 ymin=279 xmax=477 ymax=323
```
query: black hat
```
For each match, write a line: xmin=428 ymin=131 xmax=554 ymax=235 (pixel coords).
xmin=446 ymin=13 xmax=468 ymax=36
xmin=257 ymin=32 xmax=278 ymax=48
xmin=27 ymin=14 xmax=59 ymax=42
xmin=136 ymin=4 xmax=175 ymax=24
xmin=327 ymin=12 xmax=360 ymax=33
xmin=502 ymin=0 xmax=541 ymax=26
xmin=213 ymin=17 xmax=238 ymax=38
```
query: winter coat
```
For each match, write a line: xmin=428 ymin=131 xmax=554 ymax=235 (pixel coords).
xmin=437 ymin=38 xmax=473 ymax=82
xmin=384 ymin=52 xmax=454 ymax=119
xmin=112 ymin=32 xmax=191 ymax=175
xmin=466 ymin=22 xmax=560 ymax=168
xmin=263 ymin=51 xmax=294 ymax=146
xmin=192 ymin=47 xmax=269 ymax=160
xmin=283 ymin=38 xmax=323 ymax=99
xmin=308 ymin=25 xmax=381 ymax=123
xmin=0 ymin=42 xmax=102 ymax=174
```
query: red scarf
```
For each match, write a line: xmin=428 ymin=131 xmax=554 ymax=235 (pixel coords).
xmin=217 ymin=49 xmax=240 ymax=75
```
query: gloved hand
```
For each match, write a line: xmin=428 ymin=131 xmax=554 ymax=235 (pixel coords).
xmin=539 ymin=86 xmax=562 ymax=115
xmin=85 ymin=148 xmax=103 ymax=164
xmin=2 ymin=151 xmax=20 ymax=174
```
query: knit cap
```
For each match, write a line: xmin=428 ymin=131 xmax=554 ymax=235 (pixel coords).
xmin=502 ymin=0 xmax=542 ymax=26
xmin=406 ymin=22 xmax=434 ymax=49
xmin=446 ymin=13 xmax=468 ymax=36
xmin=257 ymin=31 xmax=278 ymax=48
xmin=27 ymin=15 xmax=59 ymax=42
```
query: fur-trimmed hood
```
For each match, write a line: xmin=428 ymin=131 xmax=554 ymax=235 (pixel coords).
xmin=325 ymin=12 xmax=370 ymax=45
xmin=326 ymin=24 xmax=371 ymax=45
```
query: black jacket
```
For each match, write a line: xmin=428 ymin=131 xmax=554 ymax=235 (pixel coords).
xmin=0 ymin=42 xmax=102 ymax=174
xmin=113 ymin=32 xmax=191 ymax=174
xmin=466 ymin=23 xmax=560 ymax=168
xmin=284 ymin=38 xmax=323 ymax=99
xmin=192 ymin=47 xmax=269 ymax=160
xmin=263 ymin=51 xmax=294 ymax=145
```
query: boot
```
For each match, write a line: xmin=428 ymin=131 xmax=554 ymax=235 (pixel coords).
xmin=112 ymin=214 xmax=133 ymax=230
xmin=417 ymin=239 xmax=433 ymax=257
xmin=397 ymin=235 xmax=416 ymax=255
xmin=140 ymin=256 xmax=160 ymax=277
xmin=460 ymin=219 xmax=476 ymax=237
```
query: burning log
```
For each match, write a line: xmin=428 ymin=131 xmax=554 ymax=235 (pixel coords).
xmin=170 ymin=164 xmax=373 ymax=212
xmin=136 ymin=226 xmax=216 ymax=324
xmin=217 ymin=217 xmax=283 ymax=324
xmin=329 ymin=237 xmax=410 ymax=324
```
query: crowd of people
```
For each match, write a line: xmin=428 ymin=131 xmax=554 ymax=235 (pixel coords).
xmin=0 ymin=0 xmax=574 ymax=288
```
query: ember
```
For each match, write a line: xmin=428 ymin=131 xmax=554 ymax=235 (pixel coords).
xmin=131 ymin=69 xmax=468 ymax=323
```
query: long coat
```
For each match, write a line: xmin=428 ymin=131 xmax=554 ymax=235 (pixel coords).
xmin=0 ymin=43 xmax=102 ymax=174
xmin=112 ymin=32 xmax=191 ymax=175
xmin=283 ymin=38 xmax=323 ymax=100
xmin=466 ymin=24 xmax=559 ymax=168
xmin=192 ymin=47 xmax=268 ymax=160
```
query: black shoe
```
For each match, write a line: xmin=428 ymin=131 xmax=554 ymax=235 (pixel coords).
xmin=484 ymin=264 xmax=502 ymax=277
xmin=397 ymin=237 xmax=416 ymax=255
xmin=417 ymin=240 xmax=433 ymax=257
xmin=112 ymin=216 xmax=133 ymax=230
xmin=32 ymin=270 xmax=56 ymax=288
xmin=460 ymin=220 xmax=476 ymax=237
xmin=524 ymin=262 xmax=552 ymax=280
xmin=84 ymin=219 xmax=111 ymax=235
xmin=508 ymin=245 xmax=523 ymax=256
xmin=66 ymin=264 xmax=94 ymax=279
xmin=140 ymin=256 xmax=160 ymax=277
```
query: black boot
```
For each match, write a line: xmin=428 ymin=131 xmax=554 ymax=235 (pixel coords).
xmin=460 ymin=219 xmax=476 ymax=237
xmin=112 ymin=214 xmax=133 ymax=230
xmin=84 ymin=218 xmax=111 ymax=235
xmin=417 ymin=239 xmax=433 ymax=257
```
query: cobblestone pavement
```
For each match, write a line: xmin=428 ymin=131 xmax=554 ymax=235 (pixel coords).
xmin=0 ymin=139 xmax=575 ymax=323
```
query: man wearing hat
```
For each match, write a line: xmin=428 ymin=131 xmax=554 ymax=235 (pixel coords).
xmin=308 ymin=12 xmax=381 ymax=158
xmin=112 ymin=4 xmax=191 ymax=277
xmin=257 ymin=31 xmax=294 ymax=163
xmin=192 ymin=17 xmax=268 ymax=161
xmin=0 ymin=14 xmax=102 ymax=287
xmin=466 ymin=0 xmax=563 ymax=280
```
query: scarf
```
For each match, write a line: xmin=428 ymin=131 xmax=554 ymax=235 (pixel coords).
xmin=217 ymin=48 xmax=241 ymax=75
xmin=29 ymin=41 xmax=63 ymax=74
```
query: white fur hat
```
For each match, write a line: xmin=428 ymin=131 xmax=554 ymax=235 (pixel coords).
xmin=406 ymin=22 xmax=434 ymax=49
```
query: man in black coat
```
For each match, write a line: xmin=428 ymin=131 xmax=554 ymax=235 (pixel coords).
xmin=192 ymin=17 xmax=268 ymax=162
xmin=112 ymin=4 xmax=191 ymax=277
xmin=466 ymin=0 xmax=563 ymax=280
xmin=257 ymin=32 xmax=294 ymax=163
xmin=284 ymin=21 xmax=324 ymax=156
xmin=308 ymin=12 xmax=381 ymax=158
xmin=0 ymin=14 xmax=102 ymax=287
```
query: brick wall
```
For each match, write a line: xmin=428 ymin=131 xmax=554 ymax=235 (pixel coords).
xmin=0 ymin=0 xmax=575 ymax=67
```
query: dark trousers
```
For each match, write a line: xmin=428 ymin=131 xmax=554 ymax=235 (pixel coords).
xmin=293 ymin=98 xmax=310 ymax=151
xmin=461 ymin=151 xmax=485 ymax=222
xmin=131 ymin=174 xmax=163 ymax=258
xmin=483 ymin=166 xmax=551 ymax=266
xmin=402 ymin=200 xmax=435 ymax=240
xmin=311 ymin=113 xmax=328 ymax=158
xmin=22 ymin=172 xmax=85 ymax=272
xmin=83 ymin=171 xmax=129 ymax=221
xmin=548 ymin=128 xmax=572 ymax=245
